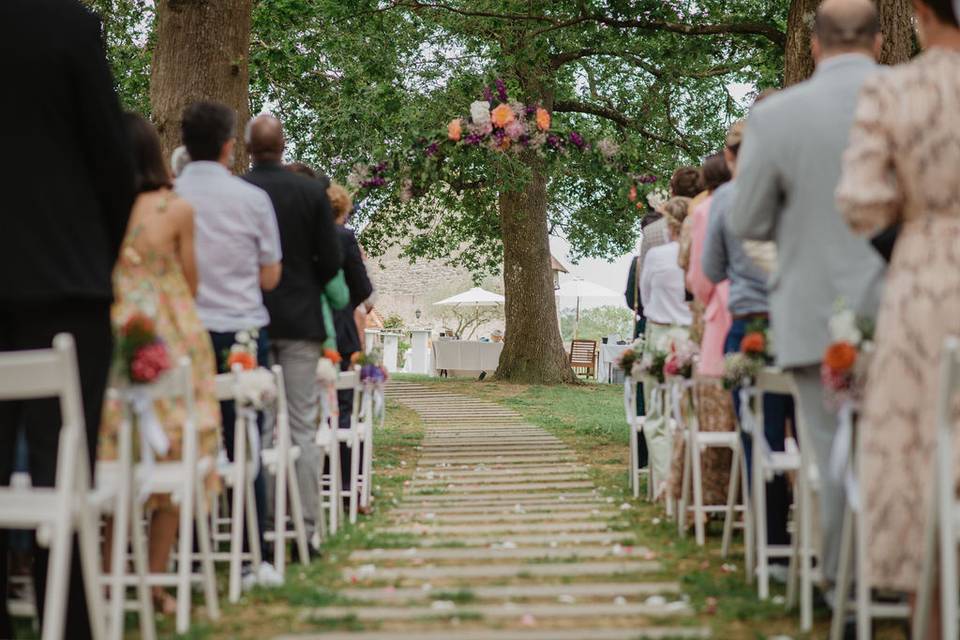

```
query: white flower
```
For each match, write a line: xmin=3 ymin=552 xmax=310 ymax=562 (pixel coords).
xmin=646 ymin=188 xmax=668 ymax=210
xmin=235 ymin=330 xmax=250 ymax=344
xmin=470 ymin=100 xmax=491 ymax=126
xmin=829 ymin=308 xmax=862 ymax=345
xmin=596 ymin=138 xmax=620 ymax=160
xmin=316 ymin=358 xmax=339 ymax=384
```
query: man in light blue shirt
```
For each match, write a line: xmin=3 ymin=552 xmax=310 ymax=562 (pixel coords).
xmin=176 ymin=100 xmax=283 ymax=588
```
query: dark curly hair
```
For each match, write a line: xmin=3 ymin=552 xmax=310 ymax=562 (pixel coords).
xmin=669 ymin=166 xmax=703 ymax=199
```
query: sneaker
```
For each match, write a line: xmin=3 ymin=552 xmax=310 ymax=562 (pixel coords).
xmin=241 ymin=566 xmax=258 ymax=593
xmin=256 ymin=561 xmax=284 ymax=588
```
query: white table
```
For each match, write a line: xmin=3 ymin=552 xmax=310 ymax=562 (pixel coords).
xmin=432 ymin=340 xmax=504 ymax=375
xmin=598 ymin=343 xmax=632 ymax=383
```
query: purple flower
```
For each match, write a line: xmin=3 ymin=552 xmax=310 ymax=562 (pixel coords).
xmin=568 ymin=131 xmax=586 ymax=149
xmin=483 ymin=86 xmax=494 ymax=102
xmin=465 ymin=133 xmax=485 ymax=145
xmin=640 ymin=174 xmax=658 ymax=184
xmin=424 ymin=142 xmax=439 ymax=156
xmin=360 ymin=363 xmax=385 ymax=383
xmin=547 ymin=134 xmax=563 ymax=149
xmin=375 ymin=161 xmax=388 ymax=173
xmin=495 ymin=78 xmax=508 ymax=102
xmin=525 ymin=104 xmax=537 ymax=116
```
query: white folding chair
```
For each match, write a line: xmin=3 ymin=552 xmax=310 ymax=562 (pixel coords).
xmin=102 ymin=358 xmax=221 ymax=635
xmin=358 ymin=381 xmax=376 ymax=513
xmin=747 ymin=369 xmax=819 ymax=632
xmin=914 ymin=336 xmax=960 ymax=640
xmin=259 ymin=365 xmax=309 ymax=578
xmin=315 ymin=380 xmax=343 ymax=540
xmin=830 ymin=407 xmax=912 ymax=640
xmin=334 ymin=370 xmax=371 ymax=525
xmin=213 ymin=368 xmax=264 ymax=603
xmin=676 ymin=380 xmax=751 ymax=551
xmin=89 ymin=387 xmax=154 ymax=640
xmin=624 ymin=376 xmax=653 ymax=501
xmin=0 ymin=333 xmax=106 ymax=640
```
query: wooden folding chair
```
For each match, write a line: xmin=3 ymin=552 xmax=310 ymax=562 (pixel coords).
xmin=569 ymin=339 xmax=598 ymax=378
xmin=0 ymin=333 xmax=106 ymax=640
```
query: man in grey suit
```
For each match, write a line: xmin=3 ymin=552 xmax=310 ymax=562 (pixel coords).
xmin=729 ymin=0 xmax=885 ymax=590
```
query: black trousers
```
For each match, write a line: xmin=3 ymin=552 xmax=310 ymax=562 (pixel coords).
xmin=0 ymin=300 xmax=113 ymax=640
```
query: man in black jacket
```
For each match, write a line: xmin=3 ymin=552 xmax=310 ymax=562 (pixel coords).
xmin=0 ymin=1 xmax=135 ymax=636
xmin=243 ymin=115 xmax=342 ymax=544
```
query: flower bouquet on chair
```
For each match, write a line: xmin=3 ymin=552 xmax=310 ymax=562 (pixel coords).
xmin=821 ymin=301 xmax=875 ymax=410
xmin=114 ymin=312 xmax=172 ymax=463
xmin=226 ymin=330 xmax=275 ymax=410
xmin=352 ymin=349 xmax=388 ymax=384
xmin=723 ymin=320 xmax=773 ymax=389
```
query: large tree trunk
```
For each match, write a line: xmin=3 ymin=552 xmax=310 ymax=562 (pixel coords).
xmin=785 ymin=0 xmax=915 ymax=85
xmin=495 ymin=158 xmax=576 ymax=384
xmin=150 ymin=0 xmax=253 ymax=174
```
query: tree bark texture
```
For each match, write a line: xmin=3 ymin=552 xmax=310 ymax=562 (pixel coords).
xmin=495 ymin=159 xmax=576 ymax=384
xmin=150 ymin=0 xmax=253 ymax=174
xmin=785 ymin=0 xmax=915 ymax=85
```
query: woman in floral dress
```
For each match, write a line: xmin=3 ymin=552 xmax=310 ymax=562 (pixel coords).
xmin=837 ymin=0 xmax=960 ymax=616
xmin=99 ymin=113 xmax=220 ymax=614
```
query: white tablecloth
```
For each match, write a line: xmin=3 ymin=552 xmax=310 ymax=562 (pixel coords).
xmin=598 ymin=343 xmax=631 ymax=383
xmin=433 ymin=340 xmax=504 ymax=373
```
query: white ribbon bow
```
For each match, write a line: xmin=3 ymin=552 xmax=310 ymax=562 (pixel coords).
xmin=128 ymin=386 xmax=171 ymax=502
xmin=829 ymin=400 xmax=860 ymax=512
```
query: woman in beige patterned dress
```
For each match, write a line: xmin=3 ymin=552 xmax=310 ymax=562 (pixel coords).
xmin=836 ymin=0 xmax=960 ymax=609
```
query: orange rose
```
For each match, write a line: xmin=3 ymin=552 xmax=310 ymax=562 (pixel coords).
xmin=824 ymin=341 xmax=857 ymax=372
xmin=323 ymin=348 xmax=342 ymax=364
xmin=491 ymin=103 xmax=515 ymax=128
xmin=447 ymin=118 xmax=462 ymax=141
xmin=628 ymin=185 xmax=638 ymax=202
xmin=227 ymin=351 xmax=256 ymax=371
xmin=535 ymin=107 xmax=551 ymax=131
xmin=740 ymin=332 xmax=766 ymax=355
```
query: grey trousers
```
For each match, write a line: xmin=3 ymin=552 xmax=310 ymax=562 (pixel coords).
xmin=791 ymin=364 xmax=844 ymax=584
xmin=266 ymin=339 xmax=323 ymax=539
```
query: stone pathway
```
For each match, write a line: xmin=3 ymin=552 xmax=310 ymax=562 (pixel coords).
xmin=277 ymin=381 xmax=709 ymax=639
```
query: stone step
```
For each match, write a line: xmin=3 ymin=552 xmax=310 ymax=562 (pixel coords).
xmin=342 ymin=559 xmax=661 ymax=582
xmin=339 ymin=580 xmax=682 ymax=603
xmin=392 ymin=510 xmax=612 ymax=525
xmin=421 ymin=439 xmax=561 ymax=447
xmin=409 ymin=481 xmax=594 ymax=494
xmin=398 ymin=491 xmax=599 ymax=504
xmin=415 ymin=531 xmax=638 ymax=547
xmin=383 ymin=521 xmax=610 ymax=536
xmin=409 ymin=474 xmax=588 ymax=487
xmin=413 ymin=462 xmax=587 ymax=473
xmin=301 ymin=600 xmax=691 ymax=623
xmin=276 ymin=628 xmax=711 ymax=640
xmin=349 ymin=544 xmax=649 ymax=563
xmin=412 ymin=467 xmax=585 ymax=480
xmin=417 ymin=448 xmax=570 ymax=458
xmin=418 ymin=456 xmax=577 ymax=466
xmin=391 ymin=502 xmax=612 ymax=516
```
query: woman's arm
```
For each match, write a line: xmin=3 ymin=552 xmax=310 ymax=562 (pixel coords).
xmin=176 ymin=201 xmax=199 ymax=297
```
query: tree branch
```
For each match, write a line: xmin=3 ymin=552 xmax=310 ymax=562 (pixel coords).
xmin=588 ymin=15 xmax=786 ymax=47
xmin=553 ymin=99 xmax=694 ymax=155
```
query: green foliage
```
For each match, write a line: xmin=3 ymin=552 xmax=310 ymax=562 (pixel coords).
xmin=382 ymin=313 xmax=405 ymax=330
xmin=93 ymin=0 xmax=789 ymax=275
xmin=559 ymin=305 xmax=633 ymax=343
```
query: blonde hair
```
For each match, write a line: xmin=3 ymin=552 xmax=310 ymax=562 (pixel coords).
xmin=327 ymin=182 xmax=353 ymax=221
xmin=658 ymin=196 xmax=692 ymax=238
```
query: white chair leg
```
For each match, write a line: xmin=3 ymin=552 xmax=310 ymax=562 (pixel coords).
xmin=721 ymin=443 xmax=740 ymax=558
xmin=677 ymin=435 xmax=690 ymax=537
xmin=228 ymin=454 xmax=246 ymax=603
xmin=42 ymin=431 xmax=78 ymax=640
xmin=107 ymin=502 xmax=128 ymax=640
xmin=287 ymin=459 xmax=310 ymax=564
xmin=349 ymin=438 xmax=360 ymax=525
xmin=629 ymin=422 xmax=638 ymax=498
xmin=361 ymin=429 xmax=373 ymax=508
xmin=855 ymin=502 xmax=870 ymax=640
xmin=692 ymin=440 xmax=706 ymax=547
xmin=939 ymin=451 xmax=959 ymax=640
xmin=129 ymin=493 xmax=156 ymax=640
xmin=274 ymin=457 xmax=288 ymax=578
xmin=741 ymin=444 xmax=755 ymax=582
xmin=799 ymin=467 xmax=813 ymax=632
xmin=76 ymin=485 xmax=108 ymax=640
xmin=914 ymin=489 xmax=937 ymax=640
xmin=831 ymin=505 xmax=855 ymax=640
xmin=176 ymin=470 xmax=196 ymax=633
xmin=194 ymin=478 xmax=220 ymax=622
xmin=246 ymin=476 xmax=263 ymax=568
xmin=754 ymin=446 xmax=770 ymax=600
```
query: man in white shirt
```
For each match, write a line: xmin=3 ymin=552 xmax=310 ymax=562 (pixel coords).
xmin=176 ymin=100 xmax=283 ymax=588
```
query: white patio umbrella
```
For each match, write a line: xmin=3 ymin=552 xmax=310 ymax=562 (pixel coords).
xmin=434 ymin=287 xmax=505 ymax=339
xmin=555 ymin=277 xmax=622 ymax=338
xmin=434 ymin=287 xmax=505 ymax=307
